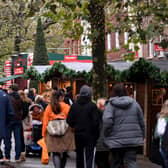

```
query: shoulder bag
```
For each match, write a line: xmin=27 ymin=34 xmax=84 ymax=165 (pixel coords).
xmin=47 ymin=119 xmax=69 ymax=136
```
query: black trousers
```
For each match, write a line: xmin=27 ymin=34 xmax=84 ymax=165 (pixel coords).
xmin=95 ymin=151 xmax=110 ymax=168
xmin=76 ymin=144 xmax=96 ymax=168
xmin=110 ymin=147 xmax=137 ymax=168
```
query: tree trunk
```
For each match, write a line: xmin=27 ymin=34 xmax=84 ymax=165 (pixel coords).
xmin=14 ymin=35 xmax=21 ymax=55
xmin=89 ymin=2 xmax=107 ymax=99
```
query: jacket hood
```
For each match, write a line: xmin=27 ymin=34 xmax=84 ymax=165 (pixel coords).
xmin=80 ymin=85 xmax=91 ymax=98
xmin=109 ymin=96 xmax=134 ymax=109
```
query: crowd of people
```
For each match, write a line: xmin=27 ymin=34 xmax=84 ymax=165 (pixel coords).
xmin=0 ymin=82 xmax=150 ymax=168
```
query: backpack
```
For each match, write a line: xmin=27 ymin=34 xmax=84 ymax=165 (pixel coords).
xmin=161 ymin=122 xmax=168 ymax=153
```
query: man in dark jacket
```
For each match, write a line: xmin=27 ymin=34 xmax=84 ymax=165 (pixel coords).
xmin=0 ymin=89 xmax=13 ymax=161
xmin=4 ymin=84 xmax=23 ymax=162
xmin=103 ymin=83 xmax=145 ymax=168
xmin=67 ymin=85 xmax=100 ymax=168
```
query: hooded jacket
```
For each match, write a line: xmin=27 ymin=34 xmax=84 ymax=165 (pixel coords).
xmin=67 ymin=85 xmax=100 ymax=146
xmin=103 ymin=96 xmax=145 ymax=148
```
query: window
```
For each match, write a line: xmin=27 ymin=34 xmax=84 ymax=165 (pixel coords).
xmin=115 ymin=31 xmax=120 ymax=49
xmin=107 ymin=33 xmax=111 ymax=51
xmin=124 ymin=32 xmax=128 ymax=45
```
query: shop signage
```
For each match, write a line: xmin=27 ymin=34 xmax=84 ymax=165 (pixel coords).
xmin=154 ymin=43 xmax=164 ymax=51
xmin=14 ymin=67 xmax=24 ymax=75
xmin=64 ymin=55 xmax=77 ymax=62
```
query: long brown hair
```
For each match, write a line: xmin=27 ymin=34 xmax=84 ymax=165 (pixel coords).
xmin=111 ymin=83 xmax=128 ymax=97
xmin=50 ymin=90 xmax=64 ymax=114
xmin=18 ymin=90 xmax=32 ymax=103
xmin=160 ymin=100 xmax=168 ymax=118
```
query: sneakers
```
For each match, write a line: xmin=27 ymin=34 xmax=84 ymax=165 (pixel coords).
xmin=0 ymin=158 xmax=3 ymax=162
xmin=3 ymin=158 xmax=10 ymax=162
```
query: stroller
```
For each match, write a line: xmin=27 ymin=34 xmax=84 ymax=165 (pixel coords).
xmin=25 ymin=104 xmax=44 ymax=156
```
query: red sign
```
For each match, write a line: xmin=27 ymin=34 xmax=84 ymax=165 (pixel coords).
xmin=64 ymin=55 xmax=77 ymax=62
xmin=14 ymin=67 xmax=24 ymax=75
xmin=154 ymin=44 xmax=164 ymax=51
xmin=134 ymin=51 xmax=139 ymax=59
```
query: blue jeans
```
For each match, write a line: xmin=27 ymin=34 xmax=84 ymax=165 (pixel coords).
xmin=5 ymin=121 xmax=22 ymax=160
xmin=160 ymin=147 xmax=168 ymax=168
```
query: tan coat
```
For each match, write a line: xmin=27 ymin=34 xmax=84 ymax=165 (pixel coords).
xmin=45 ymin=127 xmax=75 ymax=152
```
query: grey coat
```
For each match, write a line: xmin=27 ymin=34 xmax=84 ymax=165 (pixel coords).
xmin=103 ymin=96 xmax=145 ymax=149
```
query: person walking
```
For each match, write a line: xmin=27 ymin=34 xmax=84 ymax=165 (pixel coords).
xmin=67 ymin=85 xmax=100 ymax=168
xmin=0 ymin=89 xmax=14 ymax=162
xmin=42 ymin=89 xmax=75 ymax=168
xmin=95 ymin=98 xmax=110 ymax=168
xmin=103 ymin=83 xmax=145 ymax=168
xmin=155 ymin=100 xmax=168 ymax=168
xmin=4 ymin=84 xmax=23 ymax=162
xmin=18 ymin=90 xmax=32 ymax=161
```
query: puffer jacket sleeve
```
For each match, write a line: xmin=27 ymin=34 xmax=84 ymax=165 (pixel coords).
xmin=103 ymin=102 xmax=114 ymax=137
xmin=136 ymin=102 xmax=145 ymax=139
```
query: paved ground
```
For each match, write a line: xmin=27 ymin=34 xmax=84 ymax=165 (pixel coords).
xmin=0 ymin=135 xmax=161 ymax=168
xmin=0 ymin=152 xmax=161 ymax=168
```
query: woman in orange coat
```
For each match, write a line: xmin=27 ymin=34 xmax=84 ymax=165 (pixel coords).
xmin=42 ymin=89 xmax=75 ymax=168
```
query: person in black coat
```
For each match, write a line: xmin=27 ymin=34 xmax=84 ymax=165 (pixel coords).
xmin=67 ymin=85 xmax=100 ymax=168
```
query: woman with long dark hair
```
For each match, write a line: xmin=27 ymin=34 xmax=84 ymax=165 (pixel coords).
xmin=42 ymin=89 xmax=75 ymax=168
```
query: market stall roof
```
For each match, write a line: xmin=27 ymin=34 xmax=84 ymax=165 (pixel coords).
xmin=150 ymin=60 xmax=168 ymax=71
xmin=34 ymin=63 xmax=93 ymax=74
xmin=33 ymin=59 xmax=168 ymax=74
xmin=34 ymin=65 xmax=51 ymax=74
xmin=0 ymin=75 xmax=22 ymax=83
xmin=108 ymin=61 xmax=133 ymax=71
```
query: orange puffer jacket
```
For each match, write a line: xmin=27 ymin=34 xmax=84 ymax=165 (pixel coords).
xmin=42 ymin=102 xmax=70 ymax=137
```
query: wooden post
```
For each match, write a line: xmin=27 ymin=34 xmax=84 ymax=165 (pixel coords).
xmin=144 ymin=80 xmax=148 ymax=156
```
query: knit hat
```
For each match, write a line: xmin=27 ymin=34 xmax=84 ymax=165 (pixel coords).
xmin=80 ymin=85 xmax=92 ymax=98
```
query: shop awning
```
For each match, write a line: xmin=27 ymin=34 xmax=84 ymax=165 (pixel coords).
xmin=0 ymin=75 xmax=22 ymax=83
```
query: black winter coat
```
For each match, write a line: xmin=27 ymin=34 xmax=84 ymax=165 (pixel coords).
xmin=67 ymin=97 xmax=100 ymax=147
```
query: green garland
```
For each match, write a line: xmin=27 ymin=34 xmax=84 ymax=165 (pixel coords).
xmin=23 ymin=58 xmax=168 ymax=87
xmin=23 ymin=66 xmax=41 ymax=80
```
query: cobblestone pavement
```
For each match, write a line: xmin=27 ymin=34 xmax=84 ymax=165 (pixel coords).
xmin=1 ymin=152 xmax=161 ymax=168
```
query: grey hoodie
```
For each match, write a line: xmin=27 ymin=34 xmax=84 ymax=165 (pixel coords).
xmin=103 ymin=96 xmax=145 ymax=149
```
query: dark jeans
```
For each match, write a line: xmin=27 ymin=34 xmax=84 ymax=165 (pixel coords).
xmin=76 ymin=144 xmax=96 ymax=168
xmin=95 ymin=151 xmax=110 ymax=168
xmin=160 ymin=147 xmax=168 ymax=168
xmin=0 ymin=138 xmax=3 ymax=159
xmin=5 ymin=121 xmax=22 ymax=160
xmin=111 ymin=147 xmax=137 ymax=168
xmin=53 ymin=152 xmax=67 ymax=168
